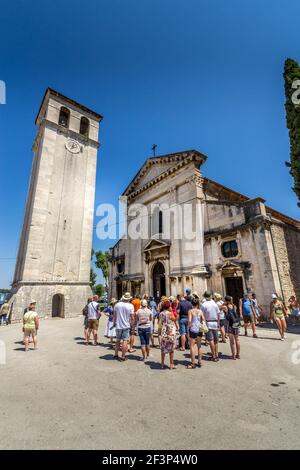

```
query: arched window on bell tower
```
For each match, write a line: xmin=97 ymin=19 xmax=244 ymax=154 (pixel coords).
xmin=58 ymin=106 xmax=70 ymax=128
xmin=79 ymin=116 xmax=90 ymax=137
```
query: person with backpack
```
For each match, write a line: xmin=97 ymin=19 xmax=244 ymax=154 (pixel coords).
xmin=82 ymin=297 xmax=92 ymax=340
xmin=186 ymin=297 xmax=207 ymax=369
xmin=224 ymin=295 xmax=242 ymax=360
xmin=86 ymin=295 xmax=101 ymax=345
xmin=239 ymin=292 xmax=258 ymax=338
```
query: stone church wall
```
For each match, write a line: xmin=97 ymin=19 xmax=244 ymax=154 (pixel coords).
xmin=270 ymin=224 xmax=300 ymax=302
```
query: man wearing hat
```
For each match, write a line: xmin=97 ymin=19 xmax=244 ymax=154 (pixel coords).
xmin=113 ymin=292 xmax=134 ymax=361
xmin=239 ymin=292 xmax=258 ymax=338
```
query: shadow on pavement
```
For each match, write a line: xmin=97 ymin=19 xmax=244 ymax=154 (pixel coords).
xmin=99 ymin=354 xmax=116 ymax=360
xmin=174 ymin=359 xmax=190 ymax=367
xmin=144 ymin=360 xmax=163 ymax=370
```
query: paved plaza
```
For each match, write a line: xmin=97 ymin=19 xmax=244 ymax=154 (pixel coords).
xmin=0 ymin=317 xmax=300 ymax=450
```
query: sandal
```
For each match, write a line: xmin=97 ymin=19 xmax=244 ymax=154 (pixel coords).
xmin=186 ymin=364 xmax=196 ymax=369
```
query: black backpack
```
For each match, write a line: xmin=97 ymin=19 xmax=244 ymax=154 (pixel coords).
xmin=227 ymin=306 xmax=240 ymax=328
xmin=82 ymin=304 xmax=88 ymax=316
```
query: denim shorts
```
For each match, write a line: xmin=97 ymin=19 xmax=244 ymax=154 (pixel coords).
xmin=205 ymin=329 xmax=219 ymax=344
xmin=116 ymin=328 xmax=130 ymax=342
xmin=138 ymin=327 xmax=151 ymax=346
xmin=179 ymin=317 xmax=189 ymax=335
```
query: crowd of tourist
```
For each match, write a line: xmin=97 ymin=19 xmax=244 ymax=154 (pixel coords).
xmin=1 ymin=289 xmax=299 ymax=358
xmin=80 ymin=289 xmax=300 ymax=369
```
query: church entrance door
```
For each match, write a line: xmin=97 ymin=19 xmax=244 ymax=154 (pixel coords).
xmin=117 ymin=283 xmax=123 ymax=301
xmin=152 ymin=262 xmax=166 ymax=303
xmin=225 ymin=277 xmax=244 ymax=312
xmin=52 ymin=294 xmax=65 ymax=318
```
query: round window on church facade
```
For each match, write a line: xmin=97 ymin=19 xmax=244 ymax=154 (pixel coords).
xmin=221 ymin=240 xmax=238 ymax=258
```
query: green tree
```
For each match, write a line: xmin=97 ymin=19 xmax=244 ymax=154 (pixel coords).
xmin=284 ymin=58 xmax=300 ymax=206
xmin=94 ymin=283 xmax=106 ymax=298
xmin=90 ymin=268 xmax=97 ymax=290
xmin=95 ymin=250 xmax=111 ymax=288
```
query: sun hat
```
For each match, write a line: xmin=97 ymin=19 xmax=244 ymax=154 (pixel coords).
xmin=122 ymin=292 xmax=132 ymax=301
xmin=192 ymin=292 xmax=200 ymax=299
xmin=203 ymin=290 xmax=213 ymax=299
xmin=110 ymin=298 xmax=117 ymax=304
xmin=214 ymin=292 xmax=222 ymax=301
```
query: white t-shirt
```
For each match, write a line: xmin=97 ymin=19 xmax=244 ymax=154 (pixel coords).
xmin=201 ymin=299 xmax=220 ymax=330
xmin=114 ymin=301 xmax=134 ymax=329
xmin=137 ymin=307 xmax=152 ymax=329
xmin=87 ymin=301 xmax=100 ymax=320
xmin=217 ymin=300 xmax=225 ymax=320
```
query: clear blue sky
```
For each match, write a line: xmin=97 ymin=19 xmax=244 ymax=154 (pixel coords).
xmin=0 ymin=0 xmax=299 ymax=288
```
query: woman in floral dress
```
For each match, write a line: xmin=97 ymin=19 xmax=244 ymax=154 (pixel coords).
xmin=159 ymin=300 xmax=178 ymax=369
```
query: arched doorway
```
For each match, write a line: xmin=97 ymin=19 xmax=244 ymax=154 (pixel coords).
xmin=152 ymin=261 xmax=166 ymax=302
xmin=52 ymin=294 xmax=65 ymax=318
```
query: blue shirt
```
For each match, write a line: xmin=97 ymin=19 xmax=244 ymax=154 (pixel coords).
xmin=103 ymin=306 xmax=114 ymax=322
xmin=178 ymin=299 xmax=193 ymax=318
xmin=149 ymin=300 xmax=158 ymax=314
xmin=242 ymin=299 xmax=252 ymax=316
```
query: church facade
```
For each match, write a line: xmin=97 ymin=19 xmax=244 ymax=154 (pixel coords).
xmin=109 ymin=150 xmax=300 ymax=313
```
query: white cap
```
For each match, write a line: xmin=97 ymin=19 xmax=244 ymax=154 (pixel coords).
xmin=272 ymin=294 xmax=277 ymax=299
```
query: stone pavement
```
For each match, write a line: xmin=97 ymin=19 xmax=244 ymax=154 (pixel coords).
xmin=0 ymin=317 xmax=300 ymax=450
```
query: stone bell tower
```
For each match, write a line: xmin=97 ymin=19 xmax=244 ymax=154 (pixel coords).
xmin=10 ymin=88 xmax=102 ymax=320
